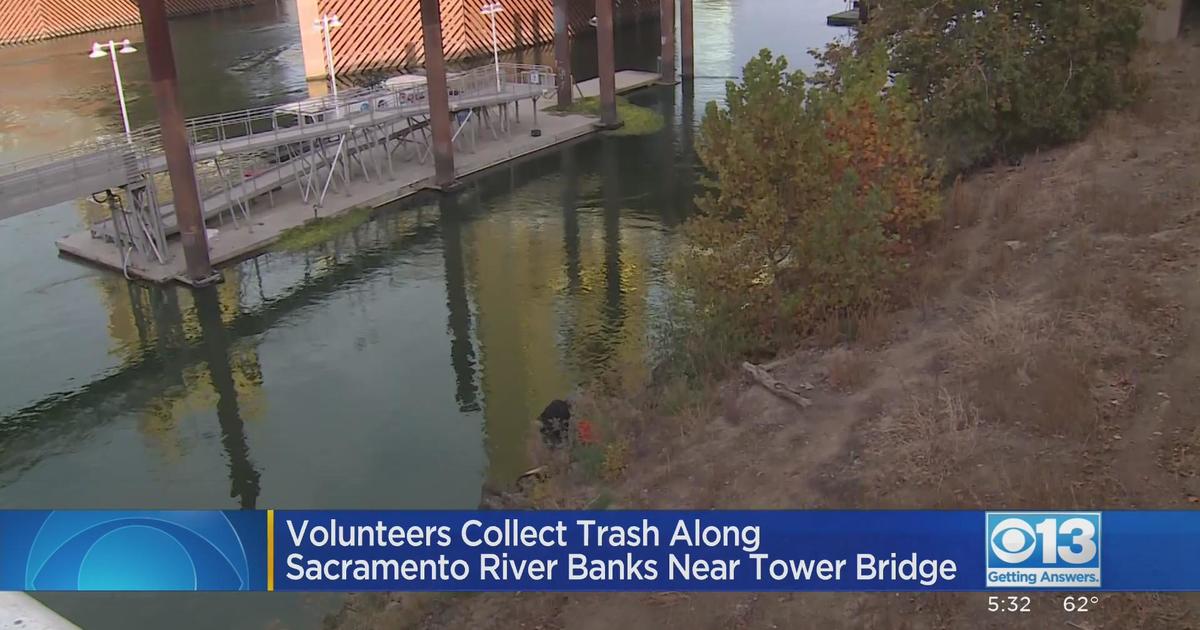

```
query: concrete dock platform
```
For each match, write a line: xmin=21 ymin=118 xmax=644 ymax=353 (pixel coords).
xmin=55 ymin=70 xmax=661 ymax=284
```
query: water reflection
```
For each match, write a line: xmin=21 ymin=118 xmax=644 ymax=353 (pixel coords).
xmin=195 ymin=287 xmax=262 ymax=510
xmin=439 ymin=195 xmax=482 ymax=414
xmin=561 ymin=145 xmax=584 ymax=294
xmin=600 ymin=138 xmax=626 ymax=373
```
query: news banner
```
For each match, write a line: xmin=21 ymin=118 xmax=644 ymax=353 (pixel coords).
xmin=5 ymin=510 xmax=1200 ymax=593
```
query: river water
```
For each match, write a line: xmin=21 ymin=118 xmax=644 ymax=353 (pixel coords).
xmin=0 ymin=1 xmax=846 ymax=627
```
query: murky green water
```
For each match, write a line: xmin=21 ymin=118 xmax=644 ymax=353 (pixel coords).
xmin=0 ymin=1 xmax=846 ymax=627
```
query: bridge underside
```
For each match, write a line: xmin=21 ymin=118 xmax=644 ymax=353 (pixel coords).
xmin=297 ymin=0 xmax=659 ymax=79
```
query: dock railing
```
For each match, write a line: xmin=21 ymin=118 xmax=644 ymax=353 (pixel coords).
xmin=0 ymin=63 xmax=555 ymax=203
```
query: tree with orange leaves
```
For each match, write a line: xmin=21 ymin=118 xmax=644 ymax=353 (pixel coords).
xmin=681 ymin=47 xmax=940 ymax=344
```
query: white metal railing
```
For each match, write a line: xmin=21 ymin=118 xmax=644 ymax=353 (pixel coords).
xmin=0 ymin=63 xmax=554 ymax=199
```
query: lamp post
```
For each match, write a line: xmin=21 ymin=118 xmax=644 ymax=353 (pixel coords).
xmin=314 ymin=13 xmax=343 ymax=98
xmin=89 ymin=39 xmax=138 ymax=141
xmin=480 ymin=2 xmax=504 ymax=93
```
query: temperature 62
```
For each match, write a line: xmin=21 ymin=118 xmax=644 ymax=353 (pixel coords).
xmin=1063 ymin=596 xmax=1099 ymax=612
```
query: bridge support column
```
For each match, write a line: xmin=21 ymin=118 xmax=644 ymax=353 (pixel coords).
xmin=554 ymin=0 xmax=572 ymax=108
xmin=596 ymin=0 xmax=620 ymax=128
xmin=138 ymin=0 xmax=217 ymax=286
xmin=680 ymin=0 xmax=694 ymax=79
xmin=295 ymin=0 xmax=327 ymax=80
xmin=420 ymin=0 xmax=456 ymax=188
xmin=659 ymin=0 xmax=676 ymax=84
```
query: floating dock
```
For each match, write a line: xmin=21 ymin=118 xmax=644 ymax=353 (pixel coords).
xmin=49 ymin=69 xmax=661 ymax=284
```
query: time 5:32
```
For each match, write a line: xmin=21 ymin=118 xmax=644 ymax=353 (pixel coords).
xmin=988 ymin=595 xmax=1031 ymax=612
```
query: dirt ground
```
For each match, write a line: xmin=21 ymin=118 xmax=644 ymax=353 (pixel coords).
xmin=327 ymin=24 xmax=1200 ymax=630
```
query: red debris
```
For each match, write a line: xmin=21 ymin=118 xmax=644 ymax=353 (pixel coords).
xmin=576 ymin=419 xmax=596 ymax=444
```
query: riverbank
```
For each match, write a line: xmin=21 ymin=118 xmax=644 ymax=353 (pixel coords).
xmin=327 ymin=27 xmax=1200 ymax=630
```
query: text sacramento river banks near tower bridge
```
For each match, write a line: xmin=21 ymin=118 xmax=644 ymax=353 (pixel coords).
xmin=273 ymin=512 xmax=963 ymax=588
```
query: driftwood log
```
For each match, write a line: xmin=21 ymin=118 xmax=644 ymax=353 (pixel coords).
xmin=742 ymin=361 xmax=813 ymax=408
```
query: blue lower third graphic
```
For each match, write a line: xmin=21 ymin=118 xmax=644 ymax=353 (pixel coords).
xmin=5 ymin=510 xmax=1200 ymax=591
xmin=0 ymin=511 xmax=267 ymax=591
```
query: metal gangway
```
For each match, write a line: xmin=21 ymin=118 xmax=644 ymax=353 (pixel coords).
xmin=0 ymin=63 xmax=555 ymax=265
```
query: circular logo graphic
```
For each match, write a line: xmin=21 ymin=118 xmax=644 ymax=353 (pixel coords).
xmin=25 ymin=512 xmax=251 ymax=591
xmin=990 ymin=517 xmax=1037 ymax=564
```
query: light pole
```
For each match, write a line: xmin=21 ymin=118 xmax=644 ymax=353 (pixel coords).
xmin=314 ymin=14 xmax=343 ymax=98
xmin=481 ymin=2 xmax=504 ymax=93
xmin=89 ymin=39 xmax=138 ymax=141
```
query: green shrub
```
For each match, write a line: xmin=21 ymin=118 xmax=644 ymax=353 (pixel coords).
xmin=552 ymin=96 xmax=665 ymax=136
xmin=272 ymin=206 xmax=373 ymax=252
xmin=681 ymin=48 xmax=940 ymax=345
xmin=851 ymin=0 xmax=1144 ymax=170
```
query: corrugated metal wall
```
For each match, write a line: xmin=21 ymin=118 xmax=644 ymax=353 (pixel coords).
xmin=317 ymin=0 xmax=658 ymax=75
xmin=0 ymin=0 xmax=257 ymax=45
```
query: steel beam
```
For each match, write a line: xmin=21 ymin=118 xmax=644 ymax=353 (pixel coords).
xmin=554 ymin=0 xmax=572 ymax=108
xmin=595 ymin=0 xmax=619 ymax=128
xmin=420 ymin=0 xmax=456 ymax=188
xmin=680 ymin=0 xmax=694 ymax=79
xmin=137 ymin=0 xmax=216 ymax=285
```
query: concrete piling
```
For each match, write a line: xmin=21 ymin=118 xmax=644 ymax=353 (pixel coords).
xmin=659 ymin=0 xmax=676 ymax=84
xmin=595 ymin=0 xmax=619 ymax=128
xmin=680 ymin=0 xmax=693 ymax=79
xmin=554 ymin=0 xmax=572 ymax=108
xmin=420 ymin=0 xmax=457 ymax=188
xmin=137 ymin=0 xmax=216 ymax=285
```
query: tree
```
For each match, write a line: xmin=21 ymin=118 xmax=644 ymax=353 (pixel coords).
xmin=681 ymin=48 xmax=940 ymax=345
xmin=853 ymin=0 xmax=1144 ymax=170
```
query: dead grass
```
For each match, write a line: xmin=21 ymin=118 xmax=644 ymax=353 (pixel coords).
xmin=1092 ymin=593 xmax=1199 ymax=630
xmin=1076 ymin=180 xmax=1173 ymax=236
xmin=1162 ymin=425 xmax=1200 ymax=479
xmin=825 ymin=348 xmax=874 ymax=391
xmin=865 ymin=388 xmax=981 ymax=502
xmin=943 ymin=175 xmax=983 ymax=229
xmin=958 ymin=242 xmax=1017 ymax=296
xmin=811 ymin=304 xmax=893 ymax=349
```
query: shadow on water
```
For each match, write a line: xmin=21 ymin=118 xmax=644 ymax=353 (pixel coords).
xmin=439 ymin=195 xmax=482 ymax=414
xmin=195 ymin=286 xmax=262 ymax=510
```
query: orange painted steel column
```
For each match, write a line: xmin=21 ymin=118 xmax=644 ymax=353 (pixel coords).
xmin=294 ymin=0 xmax=326 ymax=79
xmin=137 ymin=0 xmax=216 ymax=285
xmin=595 ymin=0 xmax=618 ymax=128
xmin=420 ymin=0 xmax=456 ymax=188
